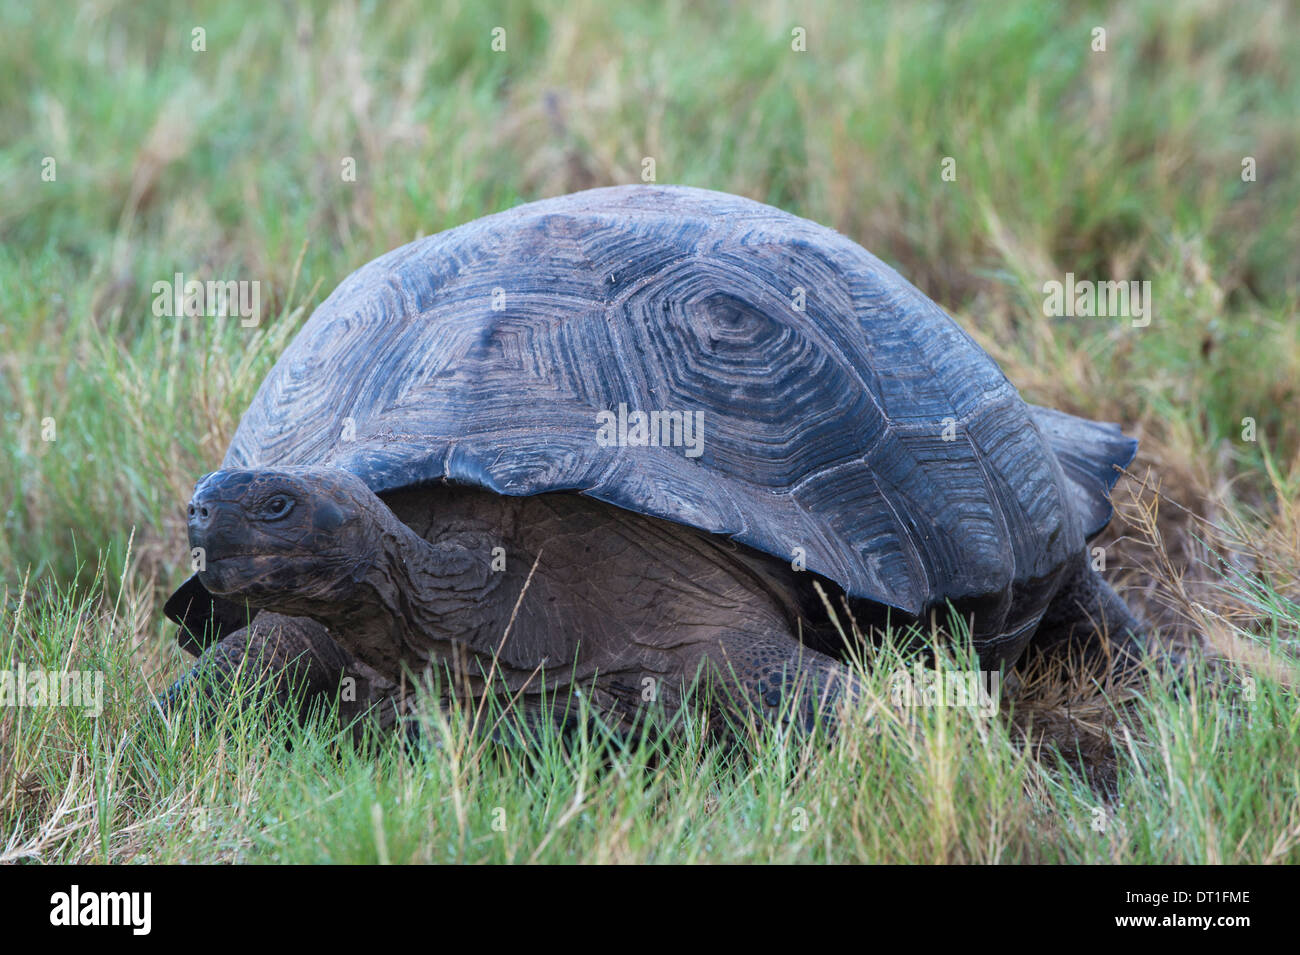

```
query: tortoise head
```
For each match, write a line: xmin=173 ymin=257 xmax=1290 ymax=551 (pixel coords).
xmin=186 ymin=466 xmax=382 ymax=612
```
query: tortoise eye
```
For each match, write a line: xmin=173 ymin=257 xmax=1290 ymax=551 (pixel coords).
xmin=264 ymin=496 xmax=292 ymax=518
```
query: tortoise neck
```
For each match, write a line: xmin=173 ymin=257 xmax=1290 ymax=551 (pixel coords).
xmin=323 ymin=502 xmax=502 ymax=679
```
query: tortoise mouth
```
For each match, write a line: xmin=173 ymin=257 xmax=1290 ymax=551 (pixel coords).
xmin=195 ymin=552 xmax=292 ymax=595
xmin=195 ymin=554 xmax=263 ymax=592
xmin=198 ymin=551 xmax=316 ymax=576
xmin=207 ymin=548 xmax=322 ymax=560
xmin=195 ymin=548 xmax=351 ymax=601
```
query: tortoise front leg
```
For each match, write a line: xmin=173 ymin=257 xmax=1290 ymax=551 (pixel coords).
xmin=160 ymin=612 xmax=404 ymax=737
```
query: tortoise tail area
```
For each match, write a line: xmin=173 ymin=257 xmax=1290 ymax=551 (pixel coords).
xmin=1027 ymin=404 xmax=1138 ymax=541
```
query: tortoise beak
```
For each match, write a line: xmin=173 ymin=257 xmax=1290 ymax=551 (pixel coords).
xmin=186 ymin=478 xmax=247 ymax=559
xmin=185 ymin=489 xmax=261 ymax=597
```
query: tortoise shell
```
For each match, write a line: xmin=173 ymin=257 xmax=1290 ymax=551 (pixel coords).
xmin=225 ymin=185 xmax=1126 ymax=659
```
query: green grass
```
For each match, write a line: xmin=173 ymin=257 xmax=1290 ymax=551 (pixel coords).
xmin=2 ymin=0 xmax=1299 ymax=863
xmin=5 ymin=564 xmax=1297 ymax=864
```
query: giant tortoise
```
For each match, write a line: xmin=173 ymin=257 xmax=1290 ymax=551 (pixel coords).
xmin=163 ymin=185 xmax=1146 ymax=736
